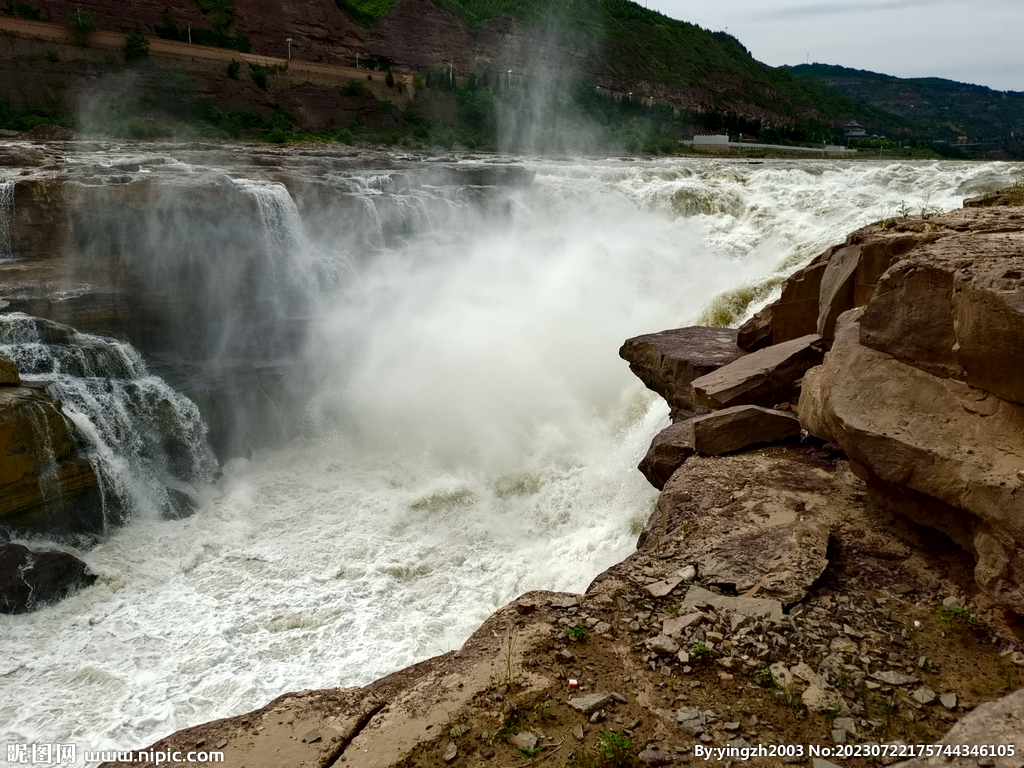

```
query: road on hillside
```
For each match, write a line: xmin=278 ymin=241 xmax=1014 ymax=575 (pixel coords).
xmin=0 ymin=15 xmax=412 ymax=87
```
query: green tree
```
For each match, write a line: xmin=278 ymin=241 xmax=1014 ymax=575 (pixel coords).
xmin=385 ymin=70 xmax=394 ymax=88
xmin=66 ymin=8 xmax=98 ymax=46
xmin=123 ymin=29 xmax=150 ymax=62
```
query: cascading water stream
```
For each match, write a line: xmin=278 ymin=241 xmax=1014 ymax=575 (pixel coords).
xmin=0 ymin=314 xmax=217 ymax=531
xmin=0 ymin=179 xmax=14 ymax=261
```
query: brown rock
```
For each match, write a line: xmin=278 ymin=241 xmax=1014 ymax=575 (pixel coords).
xmin=799 ymin=310 xmax=1024 ymax=614
xmin=893 ymin=688 xmax=1024 ymax=768
xmin=816 ymin=244 xmax=861 ymax=340
xmin=689 ymin=405 xmax=800 ymax=456
xmin=859 ymin=255 xmax=965 ymax=380
xmin=638 ymin=421 xmax=694 ymax=490
xmin=0 ymin=356 xmax=20 ymax=386
xmin=1 ymin=542 xmax=96 ymax=613
xmin=0 ymin=386 xmax=101 ymax=531
xmin=619 ymin=327 xmax=745 ymax=421
xmin=691 ymin=335 xmax=826 ymax=410
xmin=949 ymin=244 xmax=1024 ymax=405
xmin=697 ymin=519 xmax=831 ymax=604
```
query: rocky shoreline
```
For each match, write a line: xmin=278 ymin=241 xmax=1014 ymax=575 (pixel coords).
xmin=92 ymin=192 xmax=1024 ymax=767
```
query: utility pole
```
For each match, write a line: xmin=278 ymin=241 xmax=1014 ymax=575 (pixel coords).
xmin=286 ymin=38 xmax=293 ymax=59
xmin=187 ymin=24 xmax=191 ymax=44
xmin=448 ymin=61 xmax=453 ymax=85
xmin=507 ymin=69 xmax=512 ymax=88
xmin=356 ymin=53 xmax=360 ymax=69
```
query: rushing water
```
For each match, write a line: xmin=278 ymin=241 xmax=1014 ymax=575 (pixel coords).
xmin=0 ymin=179 xmax=13 ymax=261
xmin=1 ymin=153 xmax=1021 ymax=756
xmin=0 ymin=314 xmax=217 ymax=531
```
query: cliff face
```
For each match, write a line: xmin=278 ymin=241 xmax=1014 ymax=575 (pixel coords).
xmin=735 ymin=196 xmax=1024 ymax=616
xmin=0 ymin=362 xmax=102 ymax=534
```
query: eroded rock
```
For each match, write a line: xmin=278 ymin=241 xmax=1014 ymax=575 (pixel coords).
xmin=799 ymin=310 xmax=1024 ymax=614
xmin=638 ymin=421 xmax=694 ymax=490
xmin=0 ymin=542 xmax=96 ymax=613
xmin=619 ymin=327 xmax=745 ymax=421
xmin=691 ymin=335 xmax=826 ymax=410
xmin=690 ymin=405 xmax=801 ymax=456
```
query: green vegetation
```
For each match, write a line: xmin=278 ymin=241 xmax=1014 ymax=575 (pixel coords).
xmin=123 ymin=29 xmax=150 ymax=62
xmin=226 ymin=60 xmax=240 ymax=79
xmin=3 ymin=3 xmax=40 ymax=20
xmin=689 ymin=642 xmax=709 ymax=662
xmin=566 ymin=625 xmax=589 ymax=642
xmin=66 ymin=8 xmax=98 ymax=46
xmin=249 ymin=64 xmax=270 ymax=90
xmin=935 ymin=604 xmax=972 ymax=630
xmin=334 ymin=0 xmax=400 ymax=26
xmin=0 ymin=97 xmax=73 ymax=132
xmin=155 ymin=6 xmax=251 ymax=53
xmin=568 ymin=732 xmax=637 ymax=768
xmin=787 ymin=63 xmax=1024 ymax=157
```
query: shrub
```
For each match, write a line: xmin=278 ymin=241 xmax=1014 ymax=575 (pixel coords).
xmin=249 ymin=64 xmax=269 ymax=90
xmin=566 ymin=625 xmax=588 ymax=642
xmin=227 ymin=60 xmax=240 ymax=79
xmin=66 ymin=8 xmax=98 ymax=46
xmin=342 ymin=80 xmax=369 ymax=97
xmin=124 ymin=29 xmax=150 ymax=62
xmin=385 ymin=70 xmax=394 ymax=87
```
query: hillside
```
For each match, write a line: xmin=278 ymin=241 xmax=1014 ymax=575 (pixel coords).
xmin=787 ymin=63 xmax=1024 ymax=155
xmin=3 ymin=1 xmax=867 ymax=135
xmin=4 ymin=0 xmax=1019 ymax=155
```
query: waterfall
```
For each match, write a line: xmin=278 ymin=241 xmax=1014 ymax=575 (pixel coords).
xmin=0 ymin=180 xmax=13 ymax=261
xmin=0 ymin=314 xmax=217 ymax=531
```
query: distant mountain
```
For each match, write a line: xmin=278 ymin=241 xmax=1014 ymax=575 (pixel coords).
xmin=786 ymin=63 xmax=1024 ymax=152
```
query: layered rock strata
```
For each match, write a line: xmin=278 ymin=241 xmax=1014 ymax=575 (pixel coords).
xmin=0 ymin=359 xmax=101 ymax=532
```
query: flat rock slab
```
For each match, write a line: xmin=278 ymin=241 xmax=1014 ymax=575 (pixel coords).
xmin=690 ymin=405 xmax=800 ymax=456
xmin=568 ymin=693 xmax=615 ymax=714
xmin=692 ymin=334 xmax=827 ymax=410
xmin=679 ymin=586 xmax=783 ymax=623
xmin=696 ymin=519 xmax=831 ymax=604
xmin=620 ymin=327 xmax=745 ymax=421
xmin=638 ymin=421 xmax=695 ymax=490
xmin=645 ymin=576 xmax=684 ymax=598
xmin=871 ymin=670 xmax=918 ymax=686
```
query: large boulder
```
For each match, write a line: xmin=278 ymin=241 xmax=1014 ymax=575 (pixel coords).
xmin=859 ymin=232 xmax=1024 ymax=394
xmin=640 ymin=446 xmax=835 ymax=605
xmin=691 ymin=334 xmax=826 ymax=410
xmin=638 ymin=421 xmax=695 ymax=490
xmin=619 ymin=327 xmax=745 ymax=421
xmin=690 ymin=405 xmax=801 ymax=456
xmin=738 ymin=205 xmax=1024 ymax=352
xmin=0 ymin=386 xmax=102 ymax=533
xmin=0 ymin=542 xmax=96 ymax=613
xmin=0 ymin=356 xmax=19 ymax=386
xmin=894 ymin=688 xmax=1024 ymax=768
xmin=800 ymin=310 xmax=1024 ymax=614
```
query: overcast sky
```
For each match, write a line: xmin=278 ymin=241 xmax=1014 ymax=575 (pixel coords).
xmin=642 ymin=0 xmax=1022 ymax=92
